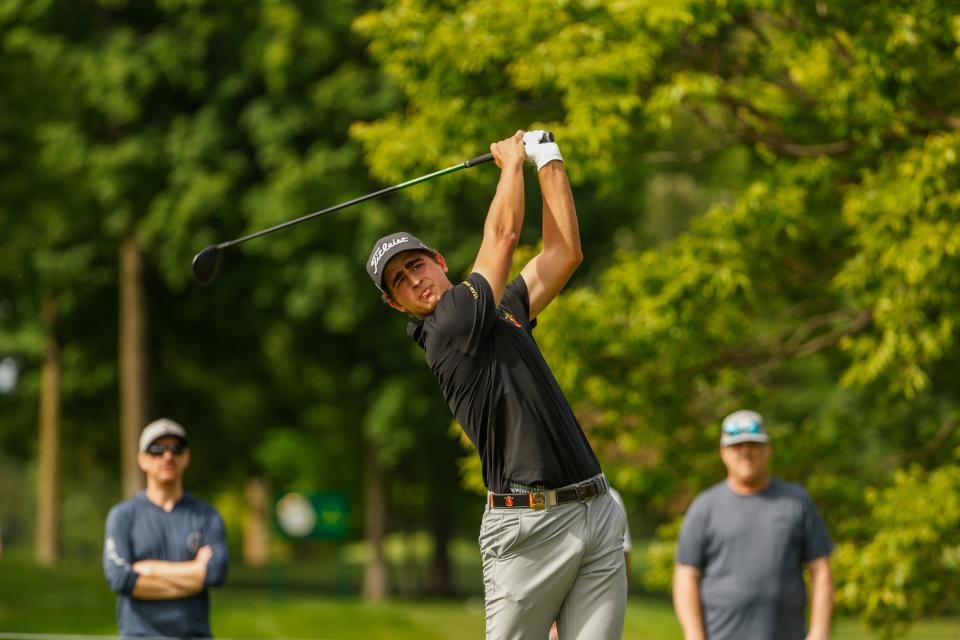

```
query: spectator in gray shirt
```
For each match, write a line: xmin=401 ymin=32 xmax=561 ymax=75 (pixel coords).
xmin=103 ymin=418 xmax=228 ymax=637
xmin=673 ymin=410 xmax=834 ymax=640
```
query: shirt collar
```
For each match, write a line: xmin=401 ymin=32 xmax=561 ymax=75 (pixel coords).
xmin=407 ymin=320 xmax=426 ymax=349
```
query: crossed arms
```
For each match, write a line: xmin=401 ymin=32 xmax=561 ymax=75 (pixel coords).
xmin=130 ymin=546 xmax=213 ymax=600
xmin=103 ymin=507 xmax=228 ymax=601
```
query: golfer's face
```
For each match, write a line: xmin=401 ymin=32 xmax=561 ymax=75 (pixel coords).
xmin=384 ymin=251 xmax=451 ymax=317
xmin=720 ymin=441 xmax=771 ymax=486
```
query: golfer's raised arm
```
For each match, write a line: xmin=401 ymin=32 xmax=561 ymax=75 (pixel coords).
xmin=520 ymin=133 xmax=582 ymax=319
xmin=472 ymin=130 xmax=527 ymax=305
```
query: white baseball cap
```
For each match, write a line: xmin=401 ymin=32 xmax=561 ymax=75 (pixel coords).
xmin=139 ymin=418 xmax=188 ymax=453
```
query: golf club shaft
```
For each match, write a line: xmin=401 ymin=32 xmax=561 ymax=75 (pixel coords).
xmin=216 ymin=152 xmax=494 ymax=251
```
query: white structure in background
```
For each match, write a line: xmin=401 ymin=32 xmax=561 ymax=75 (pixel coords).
xmin=0 ymin=358 xmax=17 ymax=393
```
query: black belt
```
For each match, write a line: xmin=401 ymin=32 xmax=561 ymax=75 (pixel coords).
xmin=488 ymin=476 xmax=607 ymax=510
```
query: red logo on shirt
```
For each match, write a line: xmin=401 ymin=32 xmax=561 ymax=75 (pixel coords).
xmin=502 ymin=312 xmax=522 ymax=329
xmin=504 ymin=495 xmax=514 ymax=507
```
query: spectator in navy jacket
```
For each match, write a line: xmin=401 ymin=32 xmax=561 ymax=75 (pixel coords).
xmin=103 ymin=418 xmax=228 ymax=638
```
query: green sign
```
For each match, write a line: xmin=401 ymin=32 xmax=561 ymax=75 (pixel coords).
xmin=274 ymin=491 xmax=349 ymax=540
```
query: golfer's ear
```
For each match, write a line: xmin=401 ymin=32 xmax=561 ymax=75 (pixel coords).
xmin=434 ymin=252 xmax=448 ymax=273
xmin=386 ymin=297 xmax=407 ymax=313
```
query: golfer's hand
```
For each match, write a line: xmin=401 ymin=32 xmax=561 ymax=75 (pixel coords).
xmin=523 ymin=129 xmax=563 ymax=171
xmin=491 ymin=130 xmax=526 ymax=170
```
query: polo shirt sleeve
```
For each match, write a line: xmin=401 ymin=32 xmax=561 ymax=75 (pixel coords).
xmin=801 ymin=490 xmax=835 ymax=562
xmin=202 ymin=509 xmax=229 ymax=588
xmin=103 ymin=505 xmax=139 ymax=595
xmin=501 ymin=275 xmax=536 ymax=330
xmin=430 ymin=272 xmax=498 ymax=355
xmin=675 ymin=496 xmax=708 ymax=570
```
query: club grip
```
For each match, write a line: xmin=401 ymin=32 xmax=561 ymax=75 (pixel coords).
xmin=463 ymin=131 xmax=554 ymax=168
xmin=463 ymin=152 xmax=494 ymax=168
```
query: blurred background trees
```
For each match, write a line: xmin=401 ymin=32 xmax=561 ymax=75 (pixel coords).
xmin=1 ymin=0 xmax=958 ymax=636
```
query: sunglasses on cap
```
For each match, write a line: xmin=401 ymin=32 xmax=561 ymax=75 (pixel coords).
xmin=145 ymin=442 xmax=187 ymax=456
xmin=722 ymin=420 xmax=763 ymax=436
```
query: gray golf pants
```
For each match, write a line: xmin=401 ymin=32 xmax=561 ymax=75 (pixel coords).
xmin=479 ymin=488 xmax=627 ymax=639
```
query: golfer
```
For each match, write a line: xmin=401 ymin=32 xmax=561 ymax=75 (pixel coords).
xmin=103 ymin=418 xmax=228 ymax=638
xmin=673 ymin=410 xmax=834 ymax=640
xmin=367 ymin=130 xmax=627 ymax=638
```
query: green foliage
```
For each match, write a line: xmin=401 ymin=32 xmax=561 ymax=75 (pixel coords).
xmin=833 ymin=460 xmax=960 ymax=638
xmin=641 ymin=518 xmax=682 ymax=594
xmin=836 ymin=133 xmax=960 ymax=398
xmin=0 ymin=0 xmax=478 ymax=559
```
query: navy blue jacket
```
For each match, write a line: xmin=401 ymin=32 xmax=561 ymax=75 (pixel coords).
xmin=103 ymin=491 xmax=228 ymax=637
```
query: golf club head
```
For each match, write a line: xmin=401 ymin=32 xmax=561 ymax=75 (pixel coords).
xmin=192 ymin=245 xmax=222 ymax=285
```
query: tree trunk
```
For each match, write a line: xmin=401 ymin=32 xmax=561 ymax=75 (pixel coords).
xmin=243 ymin=477 xmax=271 ymax=567
xmin=399 ymin=522 xmax=419 ymax=598
xmin=429 ymin=504 xmax=452 ymax=596
xmin=119 ymin=236 xmax=146 ymax=497
xmin=36 ymin=295 xmax=61 ymax=566
xmin=362 ymin=441 xmax=389 ymax=602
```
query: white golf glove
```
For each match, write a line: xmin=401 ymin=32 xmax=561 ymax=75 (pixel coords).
xmin=523 ymin=129 xmax=563 ymax=171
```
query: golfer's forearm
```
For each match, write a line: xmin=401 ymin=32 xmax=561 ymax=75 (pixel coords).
xmin=538 ymin=162 xmax=582 ymax=264
xmin=484 ymin=161 xmax=525 ymax=243
xmin=475 ymin=160 xmax=524 ymax=302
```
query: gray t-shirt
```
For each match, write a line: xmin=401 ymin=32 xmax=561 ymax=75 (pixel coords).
xmin=103 ymin=491 xmax=228 ymax=637
xmin=675 ymin=479 xmax=834 ymax=640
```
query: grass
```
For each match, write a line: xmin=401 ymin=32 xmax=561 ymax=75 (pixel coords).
xmin=0 ymin=556 xmax=957 ymax=639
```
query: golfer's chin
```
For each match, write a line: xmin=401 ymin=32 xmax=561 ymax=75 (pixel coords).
xmin=412 ymin=298 xmax=439 ymax=318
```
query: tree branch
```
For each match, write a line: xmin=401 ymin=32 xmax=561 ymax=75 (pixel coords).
xmin=884 ymin=415 xmax=960 ymax=468
xmin=721 ymin=307 xmax=874 ymax=382
xmin=792 ymin=308 xmax=872 ymax=357
xmin=721 ymin=96 xmax=853 ymax=157
xmin=912 ymin=100 xmax=960 ymax=131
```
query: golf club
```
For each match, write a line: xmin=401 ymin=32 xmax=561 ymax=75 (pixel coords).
xmin=192 ymin=146 xmax=514 ymax=285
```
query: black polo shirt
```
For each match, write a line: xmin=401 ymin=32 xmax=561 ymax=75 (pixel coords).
xmin=408 ymin=272 xmax=601 ymax=493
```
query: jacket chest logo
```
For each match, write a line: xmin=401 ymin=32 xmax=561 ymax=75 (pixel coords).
xmin=500 ymin=311 xmax=522 ymax=329
xmin=186 ymin=531 xmax=203 ymax=552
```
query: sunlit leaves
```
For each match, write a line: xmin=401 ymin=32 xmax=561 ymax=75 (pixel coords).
xmin=833 ymin=462 xmax=960 ymax=636
xmin=836 ymin=132 xmax=960 ymax=397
